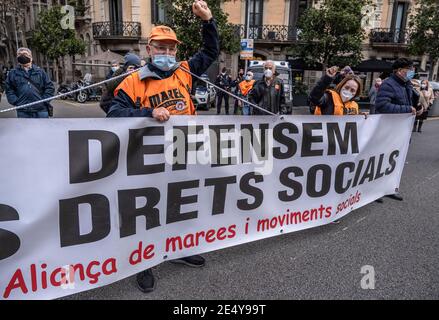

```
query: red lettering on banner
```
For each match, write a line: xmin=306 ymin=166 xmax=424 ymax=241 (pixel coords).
xmin=2 ymin=258 xmax=118 ymax=299
xmin=166 ymin=224 xmax=237 ymax=252
xmin=129 ymin=242 xmax=155 ymax=265
xmin=257 ymin=205 xmax=333 ymax=232
xmin=3 ymin=269 xmax=28 ymax=299
xmin=50 ymin=267 xmax=65 ymax=287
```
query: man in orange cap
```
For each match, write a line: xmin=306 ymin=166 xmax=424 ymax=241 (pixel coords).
xmin=108 ymin=0 xmax=218 ymax=121
xmin=107 ymin=0 xmax=219 ymax=293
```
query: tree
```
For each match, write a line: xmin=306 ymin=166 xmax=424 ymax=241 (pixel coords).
xmin=31 ymin=6 xmax=86 ymax=84
xmin=0 ymin=0 xmax=28 ymax=66
xmin=408 ymin=0 xmax=439 ymax=80
xmin=157 ymin=0 xmax=240 ymax=60
xmin=291 ymin=0 xmax=370 ymax=71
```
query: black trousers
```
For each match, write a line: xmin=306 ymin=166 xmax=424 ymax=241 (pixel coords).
xmin=216 ymin=93 xmax=230 ymax=114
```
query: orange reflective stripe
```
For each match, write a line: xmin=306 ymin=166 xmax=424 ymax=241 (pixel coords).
xmin=315 ymin=90 xmax=359 ymax=115
xmin=239 ymin=80 xmax=255 ymax=96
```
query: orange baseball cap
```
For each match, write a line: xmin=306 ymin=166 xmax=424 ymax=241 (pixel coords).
xmin=148 ymin=25 xmax=181 ymax=44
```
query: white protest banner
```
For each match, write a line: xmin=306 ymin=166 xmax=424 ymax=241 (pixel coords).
xmin=0 ymin=115 xmax=413 ymax=300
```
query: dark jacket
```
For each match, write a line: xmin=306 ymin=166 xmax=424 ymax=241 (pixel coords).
xmin=309 ymin=74 xmax=340 ymax=115
xmin=107 ymin=19 xmax=220 ymax=118
xmin=5 ymin=64 xmax=55 ymax=112
xmin=249 ymin=76 xmax=285 ymax=115
xmin=99 ymin=68 xmax=127 ymax=113
xmin=215 ymin=73 xmax=232 ymax=94
xmin=375 ymin=73 xmax=417 ymax=114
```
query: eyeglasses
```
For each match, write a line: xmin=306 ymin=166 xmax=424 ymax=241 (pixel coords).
xmin=149 ymin=43 xmax=177 ymax=54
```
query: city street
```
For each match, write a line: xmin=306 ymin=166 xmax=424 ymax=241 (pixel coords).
xmin=1 ymin=99 xmax=438 ymax=300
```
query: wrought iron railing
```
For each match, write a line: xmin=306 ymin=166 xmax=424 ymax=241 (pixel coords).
xmin=369 ymin=28 xmax=410 ymax=45
xmin=233 ymin=24 xmax=298 ymax=42
xmin=92 ymin=21 xmax=141 ymax=39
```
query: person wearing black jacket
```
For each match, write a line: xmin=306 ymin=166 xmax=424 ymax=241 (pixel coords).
xmin=249 ymin=61 xmax=285 ymax=115
xmin=5 ymin=48 xmax=54 ymax=118
xmin=215 ymin=67 xmax=232 ymax=114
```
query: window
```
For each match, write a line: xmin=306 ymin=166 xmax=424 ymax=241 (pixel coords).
xmin=390 ymin=1 xmax=409 ymax=43
xmin=151 ymin=0 xmax=169 ymax=24
xmin=289 ymin=0 xmax=310 ymax=25
xmin=246 ymin=0 xmax=263 ymax=39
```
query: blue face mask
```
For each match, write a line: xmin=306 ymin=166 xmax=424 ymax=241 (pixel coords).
xmin=152 ymin=55 xmax=177 ymax=71
xmin=406 ymin=70 xmax=415 ymax=81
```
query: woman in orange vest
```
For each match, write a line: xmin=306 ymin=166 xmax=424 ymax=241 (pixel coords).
xmin=237 ymin=71 xmax=255 ymax=115
xmin=309 ymin=66 xmax=363 ymax=116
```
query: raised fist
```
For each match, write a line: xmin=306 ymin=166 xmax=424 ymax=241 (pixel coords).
xmin=192 ymin=0 xmax=213 ymax=21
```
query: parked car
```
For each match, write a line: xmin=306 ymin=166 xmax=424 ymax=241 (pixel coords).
xmin=192 ymin=74 xmax=216 ymax=110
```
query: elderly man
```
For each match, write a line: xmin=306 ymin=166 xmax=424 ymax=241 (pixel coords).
xmin=249 ymin=60 xmax=286 ymax=115
xmin=5 ymin=47 xmax=55 ymax=118
xmin=108 ymin=0 xmax=218 ymax=120
xmin=107 ymin=0 xmax=219 ymax=293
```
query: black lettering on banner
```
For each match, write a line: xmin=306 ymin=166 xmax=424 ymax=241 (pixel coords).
xmin=301 ymin=123 xmax=324 ymax=157
xmin=352 ymin=159 xmax=365 ymax=188
xmin=385 ymin=150 xmax=399 ymax=175
xmin=173 ymin=125 xmax=204 ymax=171
xmin=118 ymin=188 xmax=161 ymax=238
xmin=327 ymin=122 xmax=359 ymax=155
xmin=209 ymin=125 xmax=237 ymax=167
xmin=335 ymin=162 xmax=355 ymax=194
xmin=127 ymin=126 xmax=165 ymax=175
xmin=307 ymin=164 xmax=332 ymax=197
xmin=279 ymin=167 xmax=304 ymax=201
xmin=359 ymin=156 xmax=376 ymax=185
xmin=166 ymin=180 xmax=200 ymax=224
xmin=237 ymin=172 xmax=264 ymax=210
xmin=0 ymin=204 xmax=21 ymax=261
xmin=59 ymin=194 xmax=111 ymax=247
xmin=240 ymin=123 xmax=269 ymax=163
xmin=273 ymin=122 xmax=299 ymax=159
xmin=205 ymin=176 xmax=237 ymax=215
xmin=375 ymin=153 xmax=386 ymax=180
xmin=68 ymin=131 xmax=120 ymax=184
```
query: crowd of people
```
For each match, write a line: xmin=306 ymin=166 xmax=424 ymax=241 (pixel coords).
xmin=1 ymin=0 xmax=437 ymax=294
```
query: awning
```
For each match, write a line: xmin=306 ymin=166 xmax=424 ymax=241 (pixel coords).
xmin=353 ymin=58 xmax=393 ymax=72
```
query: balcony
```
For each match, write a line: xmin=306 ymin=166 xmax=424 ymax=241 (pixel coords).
xmin=233 ymin=24 xmax=298 ymax=43
xmin=92 ymin=21 xmax=141 ymax=40
xmin=369 ymin=28 xmax=410 ymax=48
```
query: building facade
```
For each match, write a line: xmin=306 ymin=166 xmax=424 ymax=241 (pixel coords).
xmin=2 ymin=0 xmax=437 ymax=87
xmin=221 ymin=0 xmax=438 ymax=95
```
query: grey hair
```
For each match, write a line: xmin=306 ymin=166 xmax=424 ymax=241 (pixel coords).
xmin=264 ymin=60 xmax=276 ymax=71
xmin=17 ymin=47 xmax=32 ymax=56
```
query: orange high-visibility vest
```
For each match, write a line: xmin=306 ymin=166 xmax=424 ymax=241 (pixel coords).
xmin=114 ymin=61 xmax=195 ymax=115
xmin=314 ymin=89 xmax=359 ymax=115
xmin=238 ymin=80 xmax=255 ymax=96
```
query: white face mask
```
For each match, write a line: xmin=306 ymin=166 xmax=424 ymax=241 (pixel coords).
xmin=264 ymin=69 xmax=273 ymax=79
xmin=341 ymin=89 xmax=354 ymax=102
